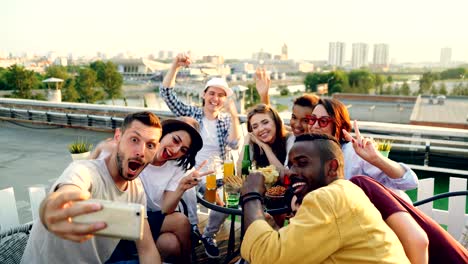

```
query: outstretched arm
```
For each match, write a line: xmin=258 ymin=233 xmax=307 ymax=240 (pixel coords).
xmin=161 ymin=161 xmax=213 ymax=214
xmin=40 ymin=185 xmax=105 ymax=242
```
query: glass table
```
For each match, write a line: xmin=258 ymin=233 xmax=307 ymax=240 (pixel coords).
xmin=196 ymin=191 xmax=289 ymax=263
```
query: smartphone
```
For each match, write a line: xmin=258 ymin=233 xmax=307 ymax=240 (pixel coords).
xmin=73 ymin=199 xmax=144 ymax=241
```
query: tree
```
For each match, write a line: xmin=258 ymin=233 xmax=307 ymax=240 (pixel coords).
xmin=90 ymin=61 xmax=123 ymax=104
xmin=418 ymin=72 xmax=437 ymax=95
xmin=438 ymin=83 xmax=448 ymax=95
xmin=0 ymin=67 xmax=7 ymax=90
xmin=348 ymin=70 xmax=375 ymax=94
xmin=400 ymin=82 xmax=410 ymax=96
xmin=76 ymin=68 xmax=104 ymax=103
xmin=303 ymin=71 xmax=348 ymax=94
xmin=278 ymin=85 xmax=290 ymax=96
xmin=374 ymin=74 xmax=385 ymax=95
xmin=304 ymin=73 xmax=324 ymax=93
xmin=440 ymin=67 xmax=466 ymax=80
xmin=45 ymin=65 xmax=69 ymax=80
xmin=430 ymin=85 xmax=438 ymax=95
xmin=245 ymin=83 xmax=260 ymax=109
xmin=4 ymin=64 xmax=39 ymax=99
xmin=62 ymin=78 xmax=79 ymax=102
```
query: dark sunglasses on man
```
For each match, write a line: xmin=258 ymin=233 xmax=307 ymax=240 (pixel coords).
xmin=306 ymin=115 xmax=334 ymax=128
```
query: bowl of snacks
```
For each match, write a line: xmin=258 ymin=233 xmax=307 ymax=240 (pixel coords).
xmin=251 ymin=165 xmax=279 ymax=189
xmin=265 ymin=185 xmax=287 ymax=209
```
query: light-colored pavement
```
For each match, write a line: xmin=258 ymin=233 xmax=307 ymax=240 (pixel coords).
xmin=0 ymin=120 xmax=111 ymax=223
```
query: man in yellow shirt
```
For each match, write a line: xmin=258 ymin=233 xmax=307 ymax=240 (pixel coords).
xmin=240 ymin=133 xmax=410 ymax=264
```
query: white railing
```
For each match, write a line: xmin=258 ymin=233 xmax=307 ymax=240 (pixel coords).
xmin=1 ymin=177 xmax=467 ymax=239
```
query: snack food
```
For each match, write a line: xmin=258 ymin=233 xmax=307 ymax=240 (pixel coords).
xmin=224 ymin=175 xmax=243 ymax=189
xmin=252 ymin=165 xmax=279 ymax=184
xmin=266 ymin=186 xmax=286 ymax=196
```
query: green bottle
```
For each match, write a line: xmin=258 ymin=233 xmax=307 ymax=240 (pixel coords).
xmin=241 ymin=144 xmax=251 ymax=176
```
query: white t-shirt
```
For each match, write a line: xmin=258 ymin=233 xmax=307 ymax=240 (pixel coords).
xmin=139 ymin=160 xmax=188 ymax=211
xmin=195 ymin=117 xmax=222 ymax=167
xmin=21 ymin=159 xmax=146 ymax=264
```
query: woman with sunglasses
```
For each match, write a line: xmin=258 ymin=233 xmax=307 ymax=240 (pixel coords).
xmin=92 ymin=117 xmax=210 ymax=263
xmin=307 ymin=98 xmax=418 ymax=193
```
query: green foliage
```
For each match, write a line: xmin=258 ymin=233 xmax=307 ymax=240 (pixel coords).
xmin=0 ymin=67 xmax=7 ymax=90
xmin=430 ymin=85 xmax=438 ymax=95
xmin=400 ymin=82 xmax=410 ymax=96
xmin=143 ymin=96 xmax=148 ymax=107
xmin=62 ymin=78 xmax=80 ymax=102
xmin=418 ymin=72 xmax=438 ymax=95
xmin=4 ymin=64 xmax=39 ymax=99
xmin=451 ymin=83 xmax=468 ymax=96
xmin=303 ymin=71 xmax=348 ymax=94
xmin=440 ymin=67 xmax=466 ymax=80
xmin=45 ymin=65 xmax=69 ymax=80
xmin=375 ymin=140 xmax=392 ymax=151
xmin=275 ymin=104 xmax=289 ymax=112
xmin=438 ymin=83 xmax=448 ymax=95
xmin=245 ymin=82 xmax=261 ymax=109
xmin=76 ymin=68 xmax=104 ymax=103
xmin=348 ymin=70 xmax=375 ymax=94
xmin=278 ymin=85 xmax=290 ymax=96
xmin=68 ymin=138 xmax=93 ymax=154
xmin=90 ymin=61 xmax=123 ymax=102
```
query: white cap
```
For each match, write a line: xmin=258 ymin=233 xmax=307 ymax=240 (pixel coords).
xmin=204 ymin=78 xmax=233 ymax=97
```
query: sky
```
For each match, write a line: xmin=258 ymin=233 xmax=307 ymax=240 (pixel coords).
xmin=1 ymin=0 xmax=468 ymax=63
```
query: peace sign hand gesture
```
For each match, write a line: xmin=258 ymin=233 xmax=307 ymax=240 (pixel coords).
xmin=178 ymin=160 xmax=214 ymax=191
xmin=343 ymin=120 xmax=380 ymax=164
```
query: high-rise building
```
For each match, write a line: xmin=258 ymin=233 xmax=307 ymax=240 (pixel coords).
xmin=351 ymin=43 xmax=368 ymax=69
xmin=440 ymin=47 xmax=452 ymax=67
xmin=373 ymin=44 xmax=389 ymax=67
xmin=328 ymin=42 xmax=346 ymax=67
xmin=281 ymin=43 xmax=288 ymax=60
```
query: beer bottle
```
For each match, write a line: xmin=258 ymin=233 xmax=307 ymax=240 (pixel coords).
xmin=241 ymin=144 xmax=251 ymax=176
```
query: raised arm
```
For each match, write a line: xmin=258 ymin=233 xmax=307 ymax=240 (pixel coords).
xmin=343 ymin=121 xmax=418 ymax=189
xmin=162 ymin=53 xmax=191 ymax=88
xmin=225 ymin=97 xmax=242 ymax=149
xmin=255 ymin=68 xmax=271 ymax=105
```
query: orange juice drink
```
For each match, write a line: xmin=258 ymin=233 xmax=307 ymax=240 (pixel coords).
xmin=205 ymin=189 xmax=217 ymax=203
xmin=223 ymin=161 xmax=234 ymax=178
xmin=206 ymin=173 xmax=217 ymax=190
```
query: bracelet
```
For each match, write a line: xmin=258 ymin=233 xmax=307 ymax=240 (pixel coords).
xmin=240 ymin=195 xmax=264 ymax=207
xmin=240 ymin=192 xmax=263 ymax=200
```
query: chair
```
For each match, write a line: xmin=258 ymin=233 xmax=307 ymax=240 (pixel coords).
xmin=0 ymin=223 xmax=33 ymax=264
xmin=413 ymin=190 xmax=468 ymax=249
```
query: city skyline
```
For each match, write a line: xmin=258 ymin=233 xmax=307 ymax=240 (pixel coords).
xmin=2 ymin=0 xmax=468 ymax=63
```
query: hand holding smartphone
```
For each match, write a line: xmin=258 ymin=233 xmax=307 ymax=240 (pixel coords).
xmin=73 ymin=199 xmax=144 ymax=240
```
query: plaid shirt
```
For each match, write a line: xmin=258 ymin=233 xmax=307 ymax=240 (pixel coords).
xmin=160 ymin=86 xmax=239 ymax=159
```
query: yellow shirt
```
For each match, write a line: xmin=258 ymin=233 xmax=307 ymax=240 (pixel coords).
xmin=241 ymin=179 xmax=410 ymax=264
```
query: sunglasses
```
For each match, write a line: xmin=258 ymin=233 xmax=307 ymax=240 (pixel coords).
xmin=306 ymin=115 xmax=334 ymax=128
